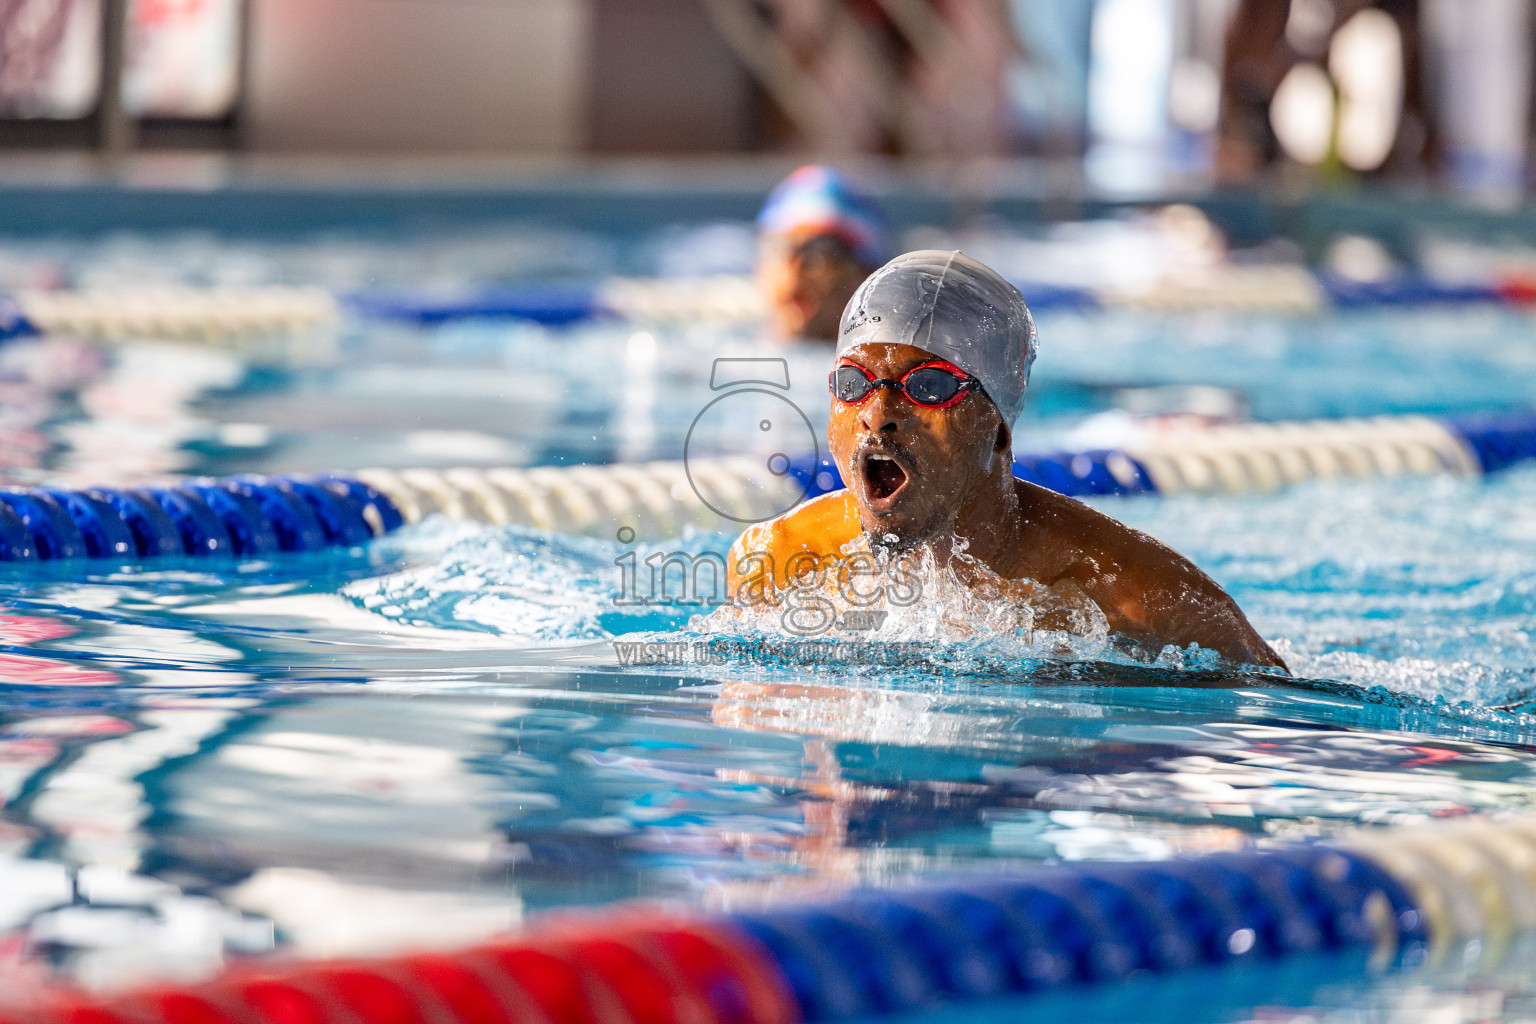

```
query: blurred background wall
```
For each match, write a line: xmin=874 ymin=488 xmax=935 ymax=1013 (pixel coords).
xmin=587 ymin=0 xmax=760 ymax=153
xmin=243 ymin=0 xmax=590 ymax=153
xmin=1 ymin=0 xmax=1535 ymax=193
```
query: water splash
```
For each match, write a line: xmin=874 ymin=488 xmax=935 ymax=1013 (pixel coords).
xmin=349 ymin=521 xmax=1258 ymax=686
xmin=1103 ymin=465 xmax=1536 ymax=708
xmin=327 ymin=458 xmax=1536 ymax=741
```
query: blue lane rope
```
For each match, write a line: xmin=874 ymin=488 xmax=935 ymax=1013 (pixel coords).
xmin=330 ymin=273 xmax=1536 ymax=325
xmin=322 ymin=274 xmax=1536 ymax=325
xmin=1 ymin=410 xmax=1533 ymax=562
xmin=0 ymin=475 xmax=400 ymax=562
xmin=0 ymin=294 xmax=30 ymax=341
xmin=342 ymin=284 xmax=605 ymax=327
xmin=0 ymin=267 xmax=1528 ymax=343
xmin=1315 ymin=272 xmax=1503 ymax=308
xmin=1443 ymin=410 xmax=1536 ymax=474
xmin=338 ymin=280 xmax=1100 ymax=327
xmin=32 ymin=814 xmax=1536 ymax=1023
xmin=719 ymin=843 xmax=1428 ymax=1022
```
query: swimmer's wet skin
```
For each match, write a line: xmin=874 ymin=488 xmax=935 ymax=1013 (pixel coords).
xmin=727 ymin=250 xmax=1287 ymax=672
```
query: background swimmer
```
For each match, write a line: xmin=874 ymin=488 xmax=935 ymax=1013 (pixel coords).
xmin=755 ymin=165 xmax=888 ymax=342
xmin=728 ymin=250 xmax=1287 ymax=672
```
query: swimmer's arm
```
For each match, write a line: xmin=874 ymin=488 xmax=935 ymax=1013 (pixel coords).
xmin=1098 ymin=568 xmax=1288 ymax=672
xmin=1029 ymin=493 xmax=1286 ymax=671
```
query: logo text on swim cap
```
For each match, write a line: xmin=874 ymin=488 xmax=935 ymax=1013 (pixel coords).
xmin=842 ymin=313 xmax=880 ymax=335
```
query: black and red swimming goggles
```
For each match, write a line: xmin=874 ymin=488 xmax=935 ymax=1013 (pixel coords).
xmin=829 ymin=358 xmax=980 ymax=410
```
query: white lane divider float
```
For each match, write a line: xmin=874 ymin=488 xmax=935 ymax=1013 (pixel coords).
xmin=0 ymin=411 xmax=1529 ymax=560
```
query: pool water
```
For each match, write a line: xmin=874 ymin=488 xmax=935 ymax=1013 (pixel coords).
xmin=4 ymin=221 xmax=1536 ymax=1022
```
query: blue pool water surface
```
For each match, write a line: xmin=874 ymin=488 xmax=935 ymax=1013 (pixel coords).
xmin=3 ymin=221 xmax=1536 ymax=1021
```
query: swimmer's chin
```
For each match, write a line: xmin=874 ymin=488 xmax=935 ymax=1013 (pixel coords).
xmin=850 ymin=489 xmax=923 ymax=540
xmin=857 ymin=510 xmax=938 ymax=552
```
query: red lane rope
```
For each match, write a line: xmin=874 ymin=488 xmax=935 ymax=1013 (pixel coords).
xmin=8 ymin=913 xmax=799 ymax=1024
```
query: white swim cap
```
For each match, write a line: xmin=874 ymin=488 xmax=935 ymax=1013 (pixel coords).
xmin=835 ymin=250 xmax=1037 ymax=425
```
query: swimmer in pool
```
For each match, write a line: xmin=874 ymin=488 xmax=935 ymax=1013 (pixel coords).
xmin=726 ymin=250 xmax=1288 ymax=672
xmin=756 ymin=165 xmax=888 ymax=342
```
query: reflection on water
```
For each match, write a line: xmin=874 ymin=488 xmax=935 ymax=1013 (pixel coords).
xmin=4 ymin=225 xmax=1536 ymax=1018
xmin=1 ymin=470 xmax=1536 ymax=1024
xmin=3 ymin=477 xmax=1536 ymax=1009
xmin=865 ymin=934 xmax=1536 ymax=1024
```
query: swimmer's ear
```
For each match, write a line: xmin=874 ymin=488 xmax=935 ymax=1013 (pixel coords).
xmin=994 ymin=420 xmax=1011 ymax=453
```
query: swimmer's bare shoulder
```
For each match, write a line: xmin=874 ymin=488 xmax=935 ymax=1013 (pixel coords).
xmin=727 ymin=491 xmax=859 ymax=594
xmin=1007 ymin=479 xmax=1287 ymax=671
xmin=725 ymin=484 xmax=1285 ymax=673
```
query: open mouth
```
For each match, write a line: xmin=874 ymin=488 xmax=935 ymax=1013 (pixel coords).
xmin=862 ymin=453 xmax=910 ymax=502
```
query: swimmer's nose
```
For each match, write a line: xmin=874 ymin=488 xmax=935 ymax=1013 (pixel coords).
xmin=859 ymin=387 xmax=915 ymax=434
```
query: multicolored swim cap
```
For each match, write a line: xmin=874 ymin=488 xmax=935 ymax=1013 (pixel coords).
xmin=756 ymin=165 xmax=888 ymax=270
xmin=836 ymin=250 xmax=1038 ymax=425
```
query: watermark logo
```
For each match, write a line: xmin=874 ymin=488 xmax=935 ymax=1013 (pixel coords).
xmin=683 ymin=357 xmax=817 ymax=524
xmin=612 ymin=636 xmax=927 ymax=667
xmin=612 ymin=544 xmax=728 ymax=607
xmin=840 ymin=609 xmax=889 ymax=631
xmin=613 ymin=536 xmax=921 ymax=637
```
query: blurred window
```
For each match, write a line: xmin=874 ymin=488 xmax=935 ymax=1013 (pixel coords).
xmin=0 ymin=0 xmax=241 ymax=121
xmin=1087 ymin=0 xmax=1174 ymax=147
xmin=124 ymin=0 xmax=241 ymax=118
xmin=0 ymin=0 xmax=103 ymax=118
